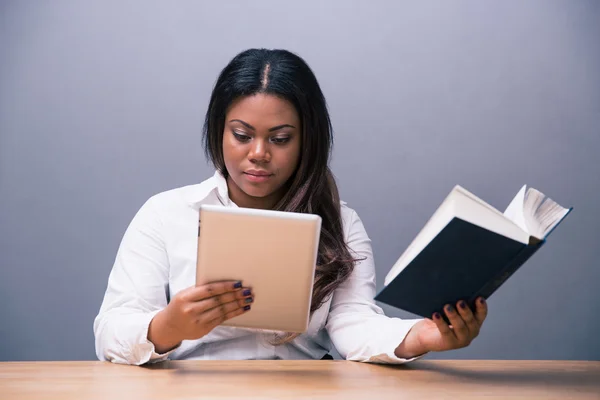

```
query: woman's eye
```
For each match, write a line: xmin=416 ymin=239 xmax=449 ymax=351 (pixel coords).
xmin=271 ymin=137 xmax=290 ymax=145
xmin=232 ymin=131 xmax=251 ymax=142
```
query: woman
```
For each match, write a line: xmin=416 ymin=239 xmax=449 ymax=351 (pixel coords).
xmin=93 ymin=48 xmax=487 ymax=365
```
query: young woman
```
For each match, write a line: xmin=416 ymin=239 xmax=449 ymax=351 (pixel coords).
xmin=94 ymin=48 xmax=487 ymax=365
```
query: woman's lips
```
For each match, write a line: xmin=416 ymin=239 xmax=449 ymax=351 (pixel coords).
xmin=243 ymin=171 xmax=273 ymax=183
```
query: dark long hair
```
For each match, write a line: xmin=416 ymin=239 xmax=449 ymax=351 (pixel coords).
xmin=202 ymin=49 xmax=359 ymax=341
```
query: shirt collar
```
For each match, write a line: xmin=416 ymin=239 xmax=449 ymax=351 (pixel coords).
xmin=187 ymin=170 xmax=237 ymax=209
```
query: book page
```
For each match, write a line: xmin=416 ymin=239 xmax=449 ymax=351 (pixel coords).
xmin=523 ymin=188 xmax=570 ymax=239
xmin=503 ymin=185 xmax=529 ymax=234
xmin=452 ymin=188 xmax=530 ymax=244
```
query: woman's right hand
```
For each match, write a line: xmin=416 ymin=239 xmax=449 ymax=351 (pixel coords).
xmin=148 ymin=280 xmax=253 ymax=353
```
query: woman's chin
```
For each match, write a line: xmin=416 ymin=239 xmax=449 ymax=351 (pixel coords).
xmin=240 ymin=185 xmax=273 ymax=199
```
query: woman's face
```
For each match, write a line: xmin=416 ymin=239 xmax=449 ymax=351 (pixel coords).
xmin=222 ymin=93 xmax=301 ymax=209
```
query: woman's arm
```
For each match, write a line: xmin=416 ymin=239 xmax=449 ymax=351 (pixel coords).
xmin=93 ymin=196 xmax=173 ymax=365
xmin=325 ymin=208 xmax=424 ymax=364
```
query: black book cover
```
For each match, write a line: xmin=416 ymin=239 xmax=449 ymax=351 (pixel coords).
xmin=374 ymin=218 xmax=544 ymax=319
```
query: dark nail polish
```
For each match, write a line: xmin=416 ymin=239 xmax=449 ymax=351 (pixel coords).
xmin=244 ymin=305 xmax=251 ymax=311
xmin=243 ymin=289 xmax=251 ymax=296
xmin=433 ymin=312 xmax=441 ymax=320
xmin=446 ymin=305 xmax=454 ymax=313
xmin=244 ymin=297 xmax=253 ymax=304
xmin=479 ymin=298 xmax=486 ymax=305
xmin=459 ymin=301 xmax=467 ymax=309
xmin=233 ymin=281 xmax=242 ymax=289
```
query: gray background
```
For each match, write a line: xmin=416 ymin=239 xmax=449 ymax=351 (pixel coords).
xmin=1 ymin=0 xmax=598 ymax=362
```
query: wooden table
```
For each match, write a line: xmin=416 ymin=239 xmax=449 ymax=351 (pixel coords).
xmin=1 ymin=360 xmax=598 ymax=399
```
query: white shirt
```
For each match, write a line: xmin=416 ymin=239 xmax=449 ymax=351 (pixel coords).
xmin=93 ymin=171 xmax=422 ymax=365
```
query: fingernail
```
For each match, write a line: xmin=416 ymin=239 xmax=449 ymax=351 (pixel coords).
xmin=244 ymin=297 xmax=253 ymax=304
xmin=233 ymin=281 xmax=242 ymax=289
xmin=479 ymin=298 xmax=486 ymax=305
xmin=243 ymin=289 xmax=251 ymax=296
xmin=459 ymin=301 xmax=467 ymax=309
xmin=244 ymin=305 xmax=251 ymax=311
xmin=446 ymin=305 xmax=454 ymax=313
xmin=433 ymin=312 xmax=441 ymax=320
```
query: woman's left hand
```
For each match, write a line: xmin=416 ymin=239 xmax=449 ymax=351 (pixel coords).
xmin=395 ymin=297 xmax=488 ymax=359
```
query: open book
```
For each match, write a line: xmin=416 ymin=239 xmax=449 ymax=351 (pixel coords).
xmin=374 ymin=185 xmax=572 ymax=319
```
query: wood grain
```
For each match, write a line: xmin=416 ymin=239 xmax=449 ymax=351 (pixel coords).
xmin=1 ymin=360 xmax=598 ymax=399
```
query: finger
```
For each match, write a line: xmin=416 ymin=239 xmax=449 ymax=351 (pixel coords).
xmin=191 ymin=288 xmax=254 ymax=314
xmin=474 ymin=297 xmax=488 ymax=325
xmin=444 ymin=304 xmax=469 ymax=343
xmin=457 ymin=300 xmax=480 ymax=337
xmin=208 ymin=288 xmax=254 ymax=309
xmin=201 ymin=299 xmax=248 ymax=325
xmin=432 ymin=312 xmax=455 ymax=338
xmin=205 ymin=304 xmax=251 ymax=331
xmin=220 ymin=287 xmax=254 ymax=306
xmin=185 ymin=280 xmax=244 ymax=302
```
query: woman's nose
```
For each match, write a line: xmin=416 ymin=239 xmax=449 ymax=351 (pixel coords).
xmin=248 ymin=139 xmax=270 ymax=163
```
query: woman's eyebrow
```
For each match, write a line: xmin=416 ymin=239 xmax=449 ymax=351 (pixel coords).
xmin=268 ymin=124 xmax=296 ymax=132
xmin=229 ymin=119 xmax=296 ymax=132
xmin=229 ymin=119 xmax=255 ymax=130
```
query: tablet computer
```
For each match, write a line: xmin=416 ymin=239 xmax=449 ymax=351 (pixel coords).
xmin=196 ymin=204 xmax=322 ymax=333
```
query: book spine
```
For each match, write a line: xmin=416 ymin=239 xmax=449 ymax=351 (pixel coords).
xmin=472 ymin=241 xmax=545 ymax=301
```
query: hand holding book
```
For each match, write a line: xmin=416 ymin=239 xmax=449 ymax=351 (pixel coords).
xmin=395 ymin=297 xmax=488 ymax=358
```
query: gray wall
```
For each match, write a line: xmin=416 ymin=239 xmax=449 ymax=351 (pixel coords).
xmin=1 ymin=0 xmax=598 ymax=362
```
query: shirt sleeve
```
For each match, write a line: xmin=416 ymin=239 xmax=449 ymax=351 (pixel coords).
xmin=326 ymin=209 xmax=426 ymax=364
xmin=93 ymin=196 xmax=178 ymax=365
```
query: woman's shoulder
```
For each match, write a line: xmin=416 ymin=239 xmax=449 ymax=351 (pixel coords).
xmin=142 ymin=174 xmax=220 ymax=212
xmin=339 ymin=200 xmax=354 ymax=219
xmin=339 ymin=200 xmax=364 ymax=237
